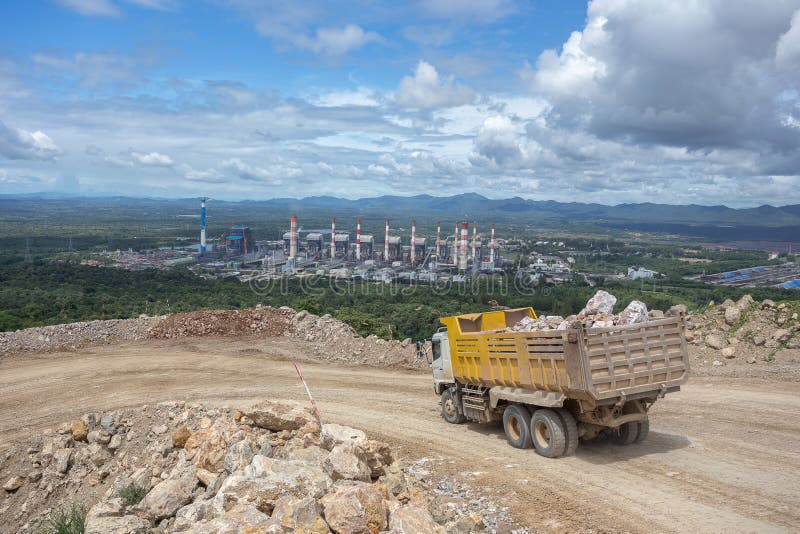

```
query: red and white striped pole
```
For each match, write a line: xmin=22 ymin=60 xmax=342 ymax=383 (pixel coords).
xmin=453 ymin=222 xmax=458 ymax=264
xmin=330 ymin=216 xmax=336 ymax=259
xmin=384 ymin=218 xmax=390 ymax=261
xmin=471 ymin=221 xmax=477 ymax=261
xmin=293 ymin=361 xmax=322 ymax=425
xmin=356 ymin=217 xmax=361 ymax=260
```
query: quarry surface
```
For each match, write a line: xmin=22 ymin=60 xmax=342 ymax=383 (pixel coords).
xmin=1 ymin=299 xmax=799 ymax=532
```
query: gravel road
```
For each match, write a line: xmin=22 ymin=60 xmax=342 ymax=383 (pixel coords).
xmin=1 ymin=337 xmax=798 ymax=532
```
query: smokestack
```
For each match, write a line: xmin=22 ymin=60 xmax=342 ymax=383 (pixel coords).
xmin=471 ymin=221 xmax=477 ymax=261
xmin=490 ymin=223 xmax=495 ymax=263
xmin=289 ymin=214 xmax=298 ymax=259
xmin=410 ymin=219 xmax=416 ymax=264
xmin=356 ymin=217 xmax=361 ymax=260
xmin=384 ymin=218 xmax=390 ymax=262
xmin=331 ymin=216 xmax=336 ymax=259
xmin=436 ymin=222 xmax=441 ymax=259
xmin=459 ymin=221 xmax=468 ymax=271
xmin=200 ymin=198 xmax=207 ymax=256
xmin=452 ymin=222 xmax=458 ymax=264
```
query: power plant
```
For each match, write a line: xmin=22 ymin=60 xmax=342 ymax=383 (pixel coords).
xmin=193 ymin=200 xmax=506 ymax=279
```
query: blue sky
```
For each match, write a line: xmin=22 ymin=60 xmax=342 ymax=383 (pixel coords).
xmin=1 ymin=0 xmax=799 ymax=206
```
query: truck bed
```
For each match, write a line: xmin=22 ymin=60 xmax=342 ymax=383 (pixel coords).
xmin=442 ymin=309 xmax=689 ymax=403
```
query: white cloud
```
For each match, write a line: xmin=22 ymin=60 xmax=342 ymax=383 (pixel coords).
xmin=313 ymin=87 xmax=382 ymax=107
xmin=776 ymin=9 xmax=800 ymax=68
xmin=0 ymin=121 xmax=61 ymax=160
xmin=31 ymin=52 xmax=143 ymax=88
xmin=125 ymin=0 xmax=177 ymax=11
xmin=132 ymin=151 xmax=174 ymax=166
xmin=54 ymin=0 xmax=120 ymax=16
xmin=420 ymin=0 xmax=515 ymax=22
xmin=311 ymin=24 xmax=382 ymax=55
xmin=396 ymin=61 xmax=475 ymax=109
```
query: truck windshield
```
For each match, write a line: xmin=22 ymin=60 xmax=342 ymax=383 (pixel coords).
xmin=432 ymin=339 xmax=441 ymax=361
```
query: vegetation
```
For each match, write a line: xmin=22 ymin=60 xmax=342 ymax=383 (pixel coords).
xmin=2 ymin=263 xmax=797 ymax=341
xmin=118 ymin=483 xmax=147 ymax=506
xmin=35 ymin=502 xmax=86 ymax=534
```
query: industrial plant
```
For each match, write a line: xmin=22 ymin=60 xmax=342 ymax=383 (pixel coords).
xmin=192 ymin=199 xmax=507 ymax=281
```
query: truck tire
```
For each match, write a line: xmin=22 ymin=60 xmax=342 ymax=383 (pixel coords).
xmin=555 ymin=408 xmax=579 ymax=456
xmin=441 ymin=389 xmax=466 ymax=424
xmin=531 ymin=409 xmax=567 ymax=458
xmin=502 ymin=405 xmax=533 ymax=449
xmin=634 ymin=418 xmax=649 ymax=443
xmin=612 ymin=421 xmax=639 ymax=445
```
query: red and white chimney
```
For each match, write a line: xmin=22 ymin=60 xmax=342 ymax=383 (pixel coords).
xmin=471 ymin=221 xmax=477 ymax=261
xmin=436 ymin=222 xmax=441 ymax=259
xmin=384 ymin=218 xmax=390 ymax=261
xmin=289 ymin=214 xmax=298 ymax=259
xmin=452 ymin=222 xmax=458 ymax=264
xmin=490 ymin=223 xmax=495 ymax=263
xmin=410 ymin=219 xmax=416 ymax=264
xmin=330 ymin=216 xmax=336 ymax=259
xmin=459 ymin=220 xmax=468 ymax=270
xmin=356 ymin=217 xmax=361 ymax=260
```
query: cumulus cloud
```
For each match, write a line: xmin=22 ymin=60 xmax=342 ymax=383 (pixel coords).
xmin=132 ymin=151 xmax=173 ymax=166
xmin=0 ymin=120 xmax=61 ymax=160
xmin=311 ymin=24 xmax=382 ymax=55
xmin=396 ymin=61 xmax=475 ymax=108
xmin=469 ymin=115 xmax=548 ymax=169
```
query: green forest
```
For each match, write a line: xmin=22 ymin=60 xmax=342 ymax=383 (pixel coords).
xmin=2 ymin=263 xmax=797 ymax=341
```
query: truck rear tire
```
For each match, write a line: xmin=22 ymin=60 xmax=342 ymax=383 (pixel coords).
xmin=502 ymin=405 xmax=533 ymax=449
xmin=555 ymin=408 xmax=579 ymax=456
xmin=634 ymin=418 xmax=649 ymax=443
xmin=612 ymin=421 xmax=639 ymax=445
xmin=531 ymin=409 xmax=567 ymax=458
xmin=441 ymin=389 xmax=466 ymax=424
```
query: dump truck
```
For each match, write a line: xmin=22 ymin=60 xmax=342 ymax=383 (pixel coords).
xmin=425 ymin=307 xmax=689 ymax=458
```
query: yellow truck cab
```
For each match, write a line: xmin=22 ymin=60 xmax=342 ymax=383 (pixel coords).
xmin=431 ymin=307 xmax=690 ymax=458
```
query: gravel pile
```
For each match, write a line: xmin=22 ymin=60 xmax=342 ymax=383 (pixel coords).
xmin=149 ymin=306 xmax=293 ymax=339
xmin=0 ymin=317 xmax=161 ymax=355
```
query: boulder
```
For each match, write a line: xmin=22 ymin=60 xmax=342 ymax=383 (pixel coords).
xmin=752 ymin=335 xmax=766 ymax=346
xmin=53 ymin=448 xmax=72 ymax=474
xmin=71 ymin=420 xmax=89 ymax=442
xmin=108 ymin=434 xmax=123 ymax=450
xmin=136 ymin=470 xmax=198 ymax=521
xmin=84 ymin=499 xmax=150 ymax=534
xmin=721 ymin=347 xmax=736 ymax=359
xmin=617 ymin=301 xmax=648 ymax=325
xmin=321 ymin=424 xmax=367 ymax=451
xmin=88 ymin=430 xmax=111 ymax=445
xmin=185 ymin=429 xmax=227 ymax=472
xmin=269 ymin=496 xmax=330 ymax=533
xmin=705 ymin=334 xmax=726 ymax=350
xmin=189 ymin=504 xmax=271 ymax=533
xmin=243 ymin=400 xmax=312 ymax=431
xmin=3 ymin=475 xmax=23 ymax=492
xmin=215 ymin=456 xmax=331 ymax=514
xmin=223 ymin=439 xmax=255 ymax=474
xmin=172 ymin=426 xmax=191 ymax=448
xmin=737 ymin=295 xmax=754 ymax=309
xmin=761 ymin=299 xmax=776 ymax=309
xmin=321 ymin=482 xmax=388 ymax=534
xmin=100 ymin=415 xmax=115 ymax=433
xmin=87 ymin=442 xmax=111 ymax=467
xmin=647 ymin=309 xmax=664 ymax=319
xmin=578 ymin=290 xmax=617 ymax=317
xmin=389 ymin=504 xmax=445 ymax=534
xmin=772 ymin=329 xmax=791 ymax=343
xmin=360 ymin=440 xmax=395 ymax=478
xmin=666 ymin=304 xmax=687 ymax=317
xmin=323 ymin=444 xmax=372 ymax=482
xmin=724 ymin=306 xmax=741 ymax=326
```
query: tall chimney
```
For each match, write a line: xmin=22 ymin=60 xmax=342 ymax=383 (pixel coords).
xmin=452 ymin=222 xmax=458 ymax=264
xmin=330 ymin=216 xmax=336 ymax=259
xmin=410 ymin=219 xmax=416 ymax=264
xmin=200 ymin=198 xmax=207 ymax=256
xmin=471 ymin=221 xmax=477 ymax=261
xmin=436 ymin=222 xmax=441 ymax=259
xmin=356 ymin=217 xmax=361 ymax=261
xmin=289 ymin=214 xmax=298 ymax=259
xmin=384 ymin=218 xmax=390 ymax=262
xmin=459 ymin=221 xmax=468 ymax=271
xmin=489 ymin=223 xmax=495 ymax=263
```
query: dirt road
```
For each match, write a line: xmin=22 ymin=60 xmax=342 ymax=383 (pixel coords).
xmin=1 ymin=337 xmax=799 ymax=533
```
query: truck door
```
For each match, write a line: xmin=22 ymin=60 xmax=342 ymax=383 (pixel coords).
xmin=432 ymin=334 xmax=454 ymax=390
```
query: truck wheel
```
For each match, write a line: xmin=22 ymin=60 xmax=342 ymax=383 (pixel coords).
xmin=441 ymin=389 xmax=466 ymax=424
xmin=531 ymin=409 xmax=567 ymax=458
xmin=612 ymin=421 xmax=639 ymax=445
xmin=634 ymin=418 xmax=649 ymax=443
xmin=502 ymin=405 xmax=533 ymax=449
xmin=555 ymin=408 xmax=579 ymax=456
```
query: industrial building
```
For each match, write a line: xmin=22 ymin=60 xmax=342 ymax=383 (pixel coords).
xmin=699 ymin=263 xmax=800 ymax=289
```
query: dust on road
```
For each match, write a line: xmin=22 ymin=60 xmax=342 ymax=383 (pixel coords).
xmin=1 ymin=337 xmax=798 ymax=533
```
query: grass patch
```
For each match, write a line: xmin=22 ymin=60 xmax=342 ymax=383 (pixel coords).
xmin=36 ymin=502 xmax=87 ymax=534
xmin=118 ymin=483 xmax=147 ymax=506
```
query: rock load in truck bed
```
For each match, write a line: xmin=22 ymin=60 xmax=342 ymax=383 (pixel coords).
xmin=508 ymin=290 xmax=674 ymax=332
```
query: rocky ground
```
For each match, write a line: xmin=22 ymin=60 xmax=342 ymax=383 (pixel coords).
xmin=0 ymin=399 xmax=496 ymax=534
